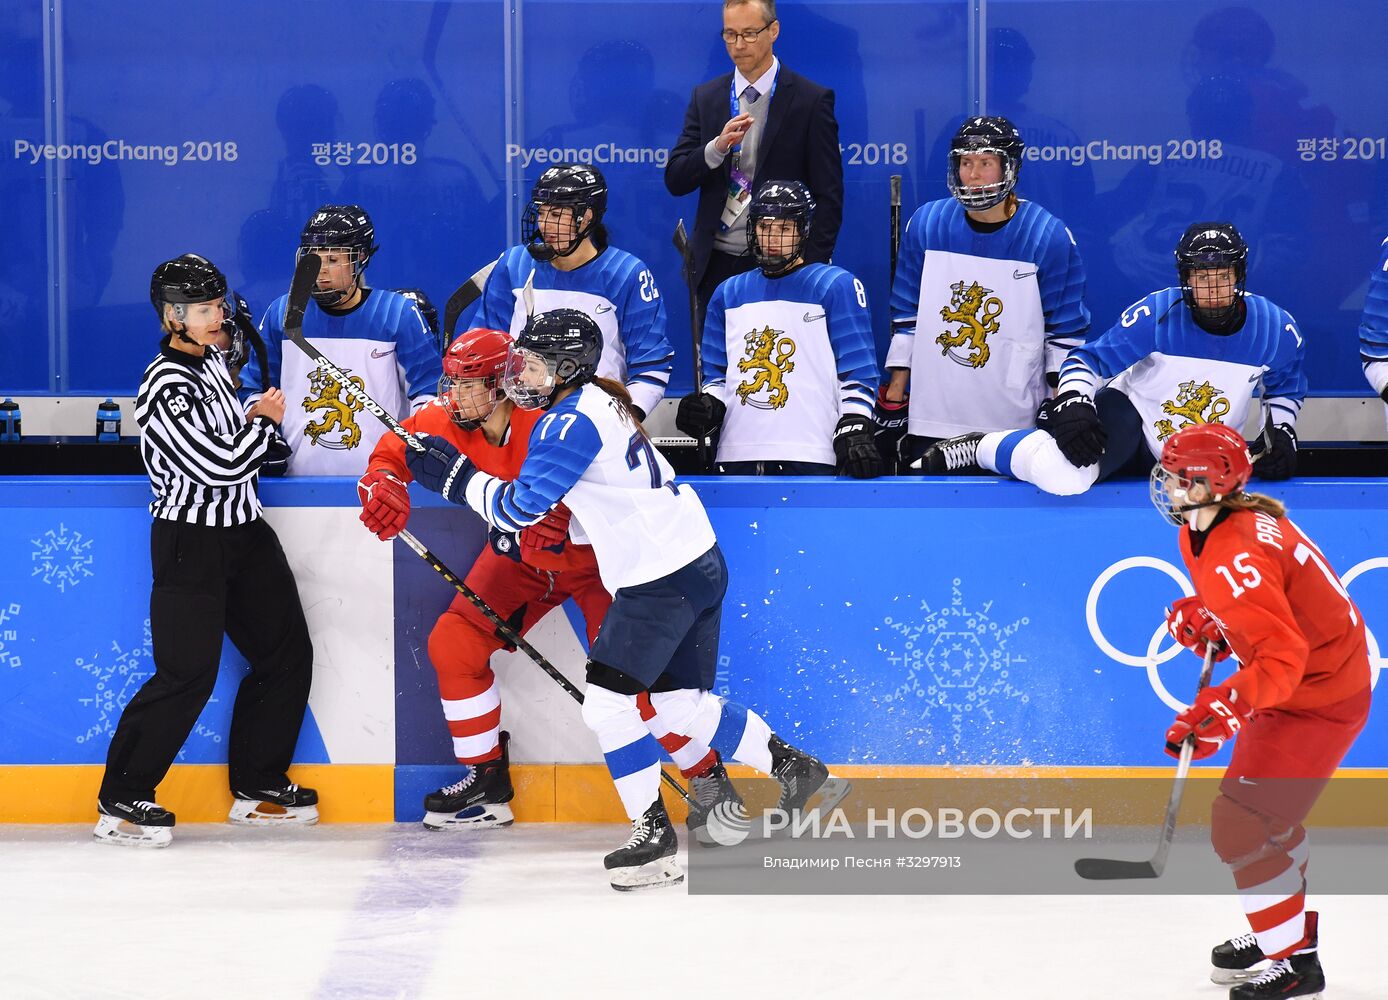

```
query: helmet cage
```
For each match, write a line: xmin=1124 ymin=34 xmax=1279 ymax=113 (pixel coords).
xmin=297 ymin=245 xmax=369 ymax=307
xmin=948 ymin=143 xmax=1020 ymax=211
xmin=522 ymin=201 xmax=593 ymax=262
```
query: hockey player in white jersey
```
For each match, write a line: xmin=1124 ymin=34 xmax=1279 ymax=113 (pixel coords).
xmin=1358 ymin=234 xmax=1388 ymax=428
xmin=883 ymin=116 xmax=1090 ymax=470
xmin=404 ymin=309 xmax=848 ymax=890
xmin=239 ymin=205 xmax=442 ymax=476
xmin=923 ymin=222 xmax=1308 ymax=493
xmin=475 ymin=164 xmax=674 ymax=419
xmin=675 ymin=180 xmax=882 ymax=477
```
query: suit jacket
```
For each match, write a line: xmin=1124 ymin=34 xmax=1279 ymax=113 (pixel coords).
xmin=665 ymin=65 xmax=843 ymax=288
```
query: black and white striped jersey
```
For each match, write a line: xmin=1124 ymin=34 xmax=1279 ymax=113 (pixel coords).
xmin=136 ymin=337 xmax=274 ymax=526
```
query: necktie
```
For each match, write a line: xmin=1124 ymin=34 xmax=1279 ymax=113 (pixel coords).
xmin=743 ymin=85 xmax=760 ymax=106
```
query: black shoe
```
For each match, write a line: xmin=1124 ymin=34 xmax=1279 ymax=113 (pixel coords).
xmin=605 ymin=798 xmax=683 ymax=891
xmin=423 ymin=732 xmax=516 ymax=830
xmin=685 ymin=756 xmax=746 ymax=846
xmin=917 ymin=433 xmax=984 ymax=473
xmin=1229 ymin=911 xmax=1323 ymax=1000
xmin=1228 ymin=952 xmax=1324 ymax=999
xmin=94 ymin=798 xmax=175 ymax=848
xmin=228 ymin=783 xmax=320 ymax=825
xmin=769 ymin=734 xmax=833 ymax=813
xmin=1211 ymin=930 xmax=1267 ymax=984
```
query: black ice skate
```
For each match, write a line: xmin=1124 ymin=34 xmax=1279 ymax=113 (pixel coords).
xmin=228 ymin=783 xmax=319 ymax=825
xmin=1228 ymin=912 xmax=1323 ymax=1000
xmin=1211 ymin=930 xmax=1267 ymax=984
xmin=604 ymin=798 xmax=683 ymax=891
xmin=685 ymin=755 xmax=748 ymax=848
xmin=769 ymin=734 xmax=851 ymax=816
xmin=915 ymin=433 xmax=985 ymax=474
xmin=422 ymin=732 xmax=515 ymax=830
xmin=94 ymin=798 xmax=175 ymax=849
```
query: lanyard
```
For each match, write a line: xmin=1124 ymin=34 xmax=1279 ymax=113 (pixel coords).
xmin=728 ymin=70 xmax=777 ymax=165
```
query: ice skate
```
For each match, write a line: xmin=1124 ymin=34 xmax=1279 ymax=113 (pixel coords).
xmin=1211 ymin=929 xmax=1267 ymax=984
xmin=93 ymin=798 xmax=175 ymax=848
xmin=228 ymin=783 xmax=319 ymax=825
xmin=769 ymin=734 xmax=851 ymax=815
xmin=604 ymin=799 xmax=684 ymax=892
xmin=1229 ymin=912 xmax=1323 ymax=1000
xmin=915 ymin=432 xmax=984 ymax=473
xmin=685 ymin=755 xmax=748 ymax=848
xmin=422 ymin=732 xmax=515 ymax=830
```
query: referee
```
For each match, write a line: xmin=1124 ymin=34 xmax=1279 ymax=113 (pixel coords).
xmin=95 ymin=254 xmax=319 ymax=848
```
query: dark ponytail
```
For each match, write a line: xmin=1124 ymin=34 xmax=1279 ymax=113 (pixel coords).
xmin=592 ymin=376 xmax=647 ymax=438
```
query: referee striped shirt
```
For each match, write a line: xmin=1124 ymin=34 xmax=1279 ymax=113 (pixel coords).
xmin=136 ymin=336 xmax=275 ymax=526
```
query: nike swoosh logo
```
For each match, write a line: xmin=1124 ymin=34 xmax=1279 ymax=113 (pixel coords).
xmin=1013 ymin=269 xmax=1037 ymax=279
xmin=370 ymin=347 xmax=396 ymax=359
xmin=1237 ymin=776 xmax=1257 ymax=786
xmin=803 ymin=312 xmax=826 ymax=323
xmin=594 ymin=303 xmax=614 ymax=314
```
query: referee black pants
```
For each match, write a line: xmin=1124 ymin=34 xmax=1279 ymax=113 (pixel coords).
xmin=100 ymin=517 xmax=314 ymax=803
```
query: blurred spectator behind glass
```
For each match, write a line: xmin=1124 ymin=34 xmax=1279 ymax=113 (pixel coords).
xmin=665 ymin=0 xmax=843 ymax=326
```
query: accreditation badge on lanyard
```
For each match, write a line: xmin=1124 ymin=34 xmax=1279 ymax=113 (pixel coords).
xmin=718 ymin=74 xmax=776 ymax=232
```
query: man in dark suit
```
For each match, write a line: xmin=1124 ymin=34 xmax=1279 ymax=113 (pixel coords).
xmin=665 ymin=0 xmax=844 ymax=321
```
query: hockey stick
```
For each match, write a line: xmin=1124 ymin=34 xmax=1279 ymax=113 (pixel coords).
xmin=395 ymin=528 xmax=695 ymax=807
xmin=1073 ymin=642 xmax=1217 ymax=880
xmin=284 ymin=256 xmax=694 ymax=806
xmin=443 ymin=260 xmax=498 ymax=339
xmin=671 ymin=220 xmax=712 ymax=471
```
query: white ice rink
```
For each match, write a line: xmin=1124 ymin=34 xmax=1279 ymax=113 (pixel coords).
xmin=1 ymin=823 xmax=1382 ymax=1000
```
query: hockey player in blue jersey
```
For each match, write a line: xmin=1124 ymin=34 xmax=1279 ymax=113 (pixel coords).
xmin=923 ymin=222 xmax=1307 ymax=492
xmin=675 ymin=180 xmax=882 ymax=477
xmin=1358 ymin=234 xmax=1388 ymax=429
xmin=404 ymin=308 xmax=848 ymax=890
xmin=882 ymin=116 xmax=1090 ymax=471
xmin=239 ymin=205 xmax=442 ymax=476
xmin=475 ymin=164 xmax=674 ymax=420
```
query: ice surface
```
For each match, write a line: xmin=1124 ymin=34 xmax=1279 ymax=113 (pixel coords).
xmin=0 ymin=823 xmax=1382 ymax=1000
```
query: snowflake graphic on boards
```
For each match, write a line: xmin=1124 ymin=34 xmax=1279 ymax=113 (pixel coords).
xmin=31 ymin=523 xmax=94 ymax=593
xmin=73 ymin=621 xmax=225 ymax=751
xmin=880 ymin=578 xmax=1030 ymax=749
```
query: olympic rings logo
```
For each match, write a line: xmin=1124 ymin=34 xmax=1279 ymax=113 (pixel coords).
xmin=1086 ymin=555 xmax=1383 ymax=712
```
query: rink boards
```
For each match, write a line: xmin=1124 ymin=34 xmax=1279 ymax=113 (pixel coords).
xmin=0 ymin=476 xmax=1384 ymax=822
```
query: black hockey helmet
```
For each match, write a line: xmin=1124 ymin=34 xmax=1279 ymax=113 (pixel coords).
xmin=150 ymin=253 xmax=230 ymax=324
xmin=1175 ymin=222 xmax=1248 ymax=329
xmin=947 ymin=116 xmax=1024 ymax=211
xmin=503 ymin=308 xmax=602 ymax=410
xmin=219 ymin=290 xmax=255 ymax=369
xmin=299 ymin=204 xmax=378 ymax=305
xmin=747 ymin=180 xmax=815 ymax=277
xmin=523 ymin=164 xmax=607 ymax=262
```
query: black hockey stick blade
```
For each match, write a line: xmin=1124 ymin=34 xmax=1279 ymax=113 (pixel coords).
xmin=443 ymin=261 xmax=497 ymax=338
xmin=1073 ymin=857 xmax=1160 ymax=880
xmin=286 ymin=252 xmax=320 ymax=340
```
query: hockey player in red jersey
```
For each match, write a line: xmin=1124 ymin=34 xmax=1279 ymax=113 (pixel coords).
xmin=358 ymin=328 xmax=734 ymax=831
xmin=1153 ymin=422 xmax=1372 ymax=999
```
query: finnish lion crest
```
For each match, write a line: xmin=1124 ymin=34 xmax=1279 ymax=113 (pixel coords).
xmin=736 ymin=326 xmax=797 ymax=410
xmin=1154 ymin=379 xmax=1231 ymax=440
xmin=303 ymin=366 xmax=366 ymax=450
xmin=936 ymin=280 xmax=1003 ymax=368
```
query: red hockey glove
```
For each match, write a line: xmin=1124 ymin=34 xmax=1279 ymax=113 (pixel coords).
xmin=1164 ymin=683 xmax=1251 ymax=760
xmin=521 ymin=503 xmax=572 ymax=559
xmin=357 ymin=468 xmax=410 ymax=541
xmin=1166 ymin=596 xmax=1231 ymax=662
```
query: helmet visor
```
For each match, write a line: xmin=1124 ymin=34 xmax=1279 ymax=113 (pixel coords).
xmin=501 ymin=345 xmax=554 ymax=409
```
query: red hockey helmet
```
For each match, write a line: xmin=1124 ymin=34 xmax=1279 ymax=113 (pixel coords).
xmin=439 ymin=328 xmax=515 ymax=428
xmin=1150 ymin=423 xmax=1252 ymax=525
